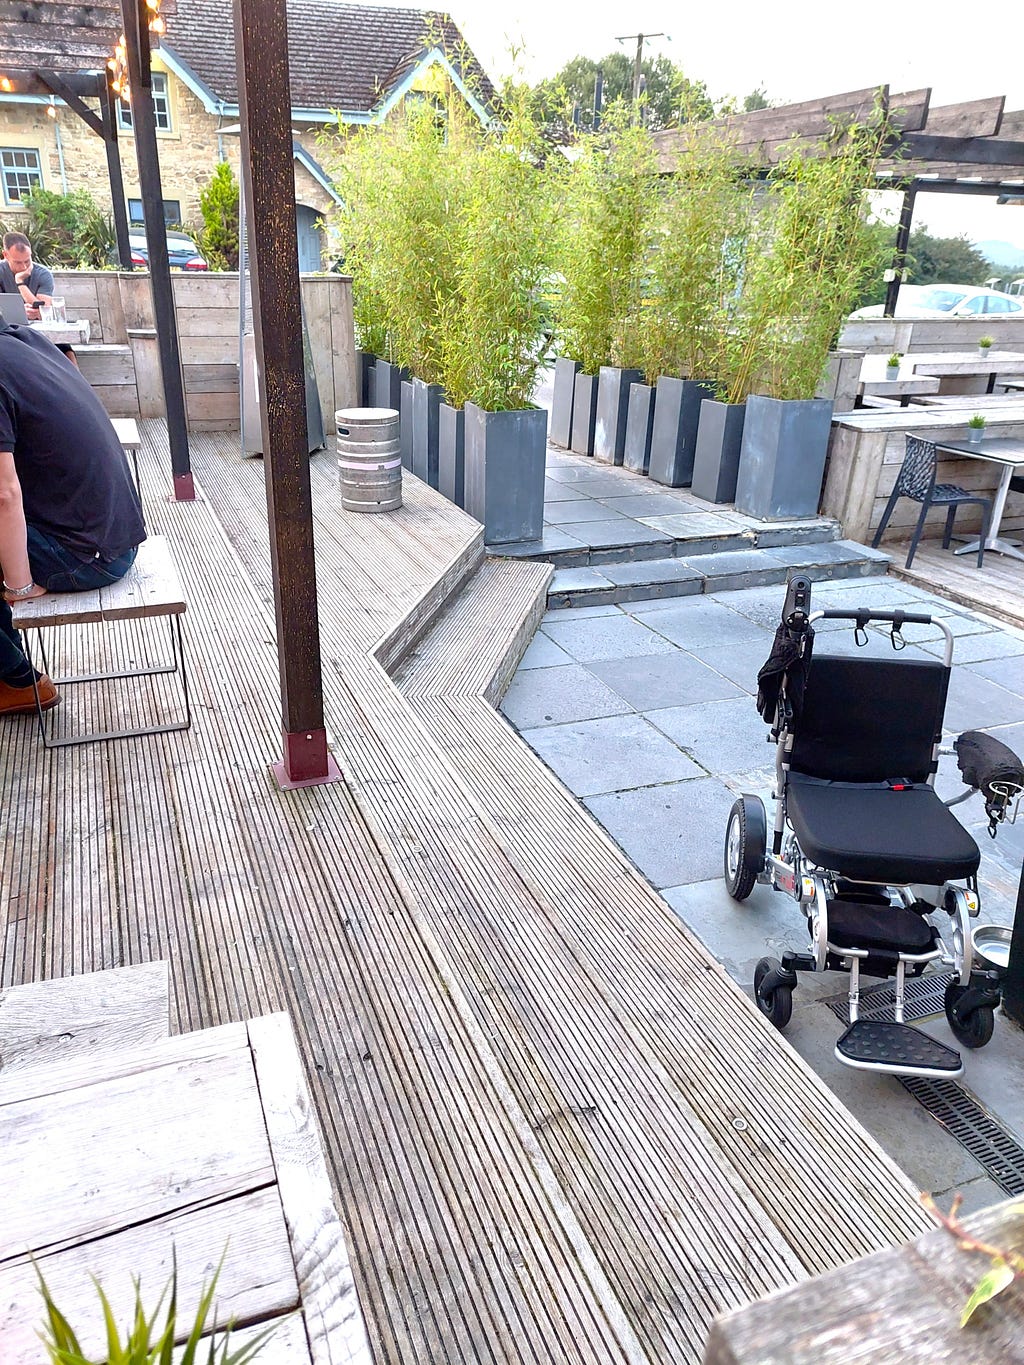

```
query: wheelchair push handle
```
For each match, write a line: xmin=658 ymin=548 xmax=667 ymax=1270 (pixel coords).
xmin=815 ymin=608 xmax=933 ymax=626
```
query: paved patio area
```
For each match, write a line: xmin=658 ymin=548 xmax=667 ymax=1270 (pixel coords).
xmin=502 ymin=573 xmax=1024 ymax=1213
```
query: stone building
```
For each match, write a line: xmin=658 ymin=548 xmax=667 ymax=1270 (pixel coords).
xmin=0 ymin=0 xmax=492 ymax=267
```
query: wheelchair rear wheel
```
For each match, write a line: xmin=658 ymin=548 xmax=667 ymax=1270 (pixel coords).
xmin=944 ymin=980 xmax=996 ymax=1049
xmin=754 ymin=956 xmax=794 ymax=1029
xmin=725 ymin=797 xmax=766 ymax=901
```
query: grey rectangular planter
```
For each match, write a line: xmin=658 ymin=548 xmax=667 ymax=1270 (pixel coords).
xmin=356 ymin=349 xmax=375 ymax=407
xmin=648 ymin=377 xmax=716 ymax=487
xmin=411 ymin=377 xmax=444 ymax=489
xmin=373 ymin=358 xmax=406 ymax=413
xmin=550 ymin=357 xmax=580 ymax=448
xmin=399 ymin=379 xmax=414 ymax=471
xmin=594 ymin=365 xmax=643 ymax=464
xmin=438 ymin=402 xmax=466 ymax=507
xmin=734 ymin=395 xmax=834 ymax=520
xmin=623 ymin=383 xmax=656 ymax=474
xmin=691 ymin=400 xmax=747 ymax=504
xmin=570 ymin=372 xmax=599 ymax=455
xmin=465 ymin=403 xmax=548 ymax=545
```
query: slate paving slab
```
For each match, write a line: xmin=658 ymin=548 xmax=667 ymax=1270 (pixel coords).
xmin=568 ymin=520 xmax=676 ymax=550
xmin=970 ymin=654 xmax=1024 ymax=694
xmin=495 ymin=528 xmax=586 ymax=556
xmin=545 ymin=501 xmax=634 ymax=525
xmin=942 ymin=670 xmax=1024 ymax=734
xmin=500 ymin=664 xmax=632 ymax=729
xmin=689 ymin=640 xmax=763 ymax=695
xmin=592 ymin=493 xmax=702 ymax=518
xmin=630 ymin=597 xmax=775 ymax=650
xmin=921 ymin=630 xmax=1024 ymax=663
xmin=521 ymin=714 xmax=704 ymax=798
xmin=584 ymin=777 xmax=738 ymax=886
xmin=647 ymin=696 xmax=777 ymax=774
xmin=543 ymin=481 xmax=589 ymax=503
xmin=517 ymin=633 xmax=573 ymax=669
xmin=588 ymin=650 xmax=745 ymax=710
xmin=541 ymin=613 xmax=679 ymax=663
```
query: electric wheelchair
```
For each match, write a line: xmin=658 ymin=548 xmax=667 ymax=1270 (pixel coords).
xmin=724 ymin=574 xmax=1023 ymax=1079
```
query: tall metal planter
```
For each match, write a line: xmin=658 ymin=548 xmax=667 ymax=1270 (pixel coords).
xmin=691 ymin=400 xmax=747 ymax=504
xmin=438 ymin=402 xmax=466 ymax=507
xmin=356 ymin=349 xmax=375 ymax=407
xmin=594 ymin=365 xmax=643 ymax=465
xmin=373 ymin=358 xmax=406 ymax=413
xmin=412 ymin=377 xmax=444 ymax=489
xmin=570 ymin=372 xmax=599 ymax=455
xmin=648 ymin=377 xmax=716 ymax=487
xmin=464 ymin=403 xmax=548 ymax=545
xmin=734 ymin=395 xmax=834 ymax=519
xmin=623 ymin=383 xmax=656 ymax=474
xmin=399 ymin=379 xmax=414 ymax=471
xmin=550 ymin=357 xmax=580 ymax=449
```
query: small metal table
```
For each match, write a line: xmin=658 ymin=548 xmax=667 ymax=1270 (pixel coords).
xmin=935 ymin=435 xmax=1024 ymax=562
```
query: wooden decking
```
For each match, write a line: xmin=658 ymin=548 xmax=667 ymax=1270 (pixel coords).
xmin=889 ymin=538 xmax=1024 ymax=628
xmin=1 ymin=424 xmax=936 ymax=1363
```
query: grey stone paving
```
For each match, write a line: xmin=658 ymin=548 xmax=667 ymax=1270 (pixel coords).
xmin=501 ymin=571 xmax=1024 ymax=1209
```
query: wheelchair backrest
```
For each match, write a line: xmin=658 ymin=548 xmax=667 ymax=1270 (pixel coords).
xmin=788 ymin=653 xmax=950 ymax=784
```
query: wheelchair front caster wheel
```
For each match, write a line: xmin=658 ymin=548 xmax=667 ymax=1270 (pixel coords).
xmin=725 ymin=796 xmax=766 ymax=902
xmin=944 ymin=980 xmax=996 ymax=1049
xmin=754 ymin=956 xmax=794 ymax=1030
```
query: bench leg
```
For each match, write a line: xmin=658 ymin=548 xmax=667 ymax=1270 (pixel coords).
xmin=24 ymin=615 xmax=192 ymax=749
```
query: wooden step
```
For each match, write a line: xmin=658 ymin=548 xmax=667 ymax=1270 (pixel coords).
xmin=0 ymin=962 xmax=170 ymax=1076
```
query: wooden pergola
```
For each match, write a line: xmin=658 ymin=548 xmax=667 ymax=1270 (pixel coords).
xmin=653 ymin=85 xmax=1024 ymax=316
xmin=0 ymin=0 xmax=333 ymax=783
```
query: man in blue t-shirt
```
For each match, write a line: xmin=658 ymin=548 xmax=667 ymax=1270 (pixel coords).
xmin=0 ymin=322 xmax=146 ymax=718
xmin=0 ymin=232 xmax=54 ymax=322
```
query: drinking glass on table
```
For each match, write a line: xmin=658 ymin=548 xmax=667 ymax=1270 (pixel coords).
xmin=49 ymin=296 xmax=67 ymax=324
xmin=38 ymin=303 xmax=54 ymax=323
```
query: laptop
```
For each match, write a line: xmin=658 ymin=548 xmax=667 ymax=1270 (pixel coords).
xmin=0 ymin=293 xmax=29 ymax=324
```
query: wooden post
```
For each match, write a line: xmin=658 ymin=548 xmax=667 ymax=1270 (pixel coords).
xmin=1002 ymin=859 xmax=1024 ymax=1027
xmin=232 ymin=0 xmax=338 ymax=788
xmin=884 ymin=187 xmax=916 ymax=319
xmin=99 ymin=72 xmax=134 ymax=271
xmin=120 ymin=0 xmax=193 ymax=500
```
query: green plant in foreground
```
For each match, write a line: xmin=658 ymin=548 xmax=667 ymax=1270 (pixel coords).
xmin=35 ymin=1249 xmax=279 ymax=1365
xmin=922 ymin=1193 xmax=1024 ymax=1326
xmin=978 ymin=335 xmax=994 ymax=349
xmin=968 ymin=413 xmax=987 ymax=429
xmin=887 ymin=353 xmax=902 ymax=367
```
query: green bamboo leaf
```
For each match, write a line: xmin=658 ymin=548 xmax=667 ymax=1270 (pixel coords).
xmin=961 ymin=1259 xmax=1014 ymax=1326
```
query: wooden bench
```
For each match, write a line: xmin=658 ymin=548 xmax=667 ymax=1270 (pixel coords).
xmin=11 ymin=535 xmax=190 ymax=748
xmin=111 ymin=415 xmax=142 ymax=488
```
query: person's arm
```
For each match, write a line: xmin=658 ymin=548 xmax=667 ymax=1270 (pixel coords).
xmin=15 ymin=269 xmax=52 ymax=321
xmin=0 ymin=450 xmax=45 ymax=599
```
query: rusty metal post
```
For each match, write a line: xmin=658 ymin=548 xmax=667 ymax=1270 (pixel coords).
xmin=232 ymin=0 xmax=338 ymax=788
xmin=99 ymin=71 xmax=134 ymax=271
xmin=884 ymin=187 xmax=916 ymax=319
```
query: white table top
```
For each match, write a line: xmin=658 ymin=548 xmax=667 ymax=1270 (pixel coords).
xmin=935 ymin=435 xmax=1024 ymax=466
xmin=31 ymin=319 xmax=91 ymax=346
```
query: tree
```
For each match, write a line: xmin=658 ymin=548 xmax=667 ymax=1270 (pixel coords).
xmin=906 ymin=228 xmax=990 ymax=287
xmin=535 ymin=52 xmax=713 ymax=132
xmin=743 ymin=87 xmax=771 ymax=111
xmin=196 ymin=161 xmax=240 ymax=271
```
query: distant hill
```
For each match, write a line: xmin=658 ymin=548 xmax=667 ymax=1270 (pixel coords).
xmin=977 ymin=239 xmax=1024 ymax=271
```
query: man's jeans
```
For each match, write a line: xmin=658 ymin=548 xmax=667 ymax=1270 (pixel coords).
xmin=1 ymin=527 xmax=137 ymax=682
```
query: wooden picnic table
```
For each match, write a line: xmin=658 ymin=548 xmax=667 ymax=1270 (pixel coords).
xmin=909 ymin=350 xmax=1024 ymax=394
xmin=31 ymin=319 xmax=91 ymax=347
xmin=856 ymin=356 xmax=941 ymax=407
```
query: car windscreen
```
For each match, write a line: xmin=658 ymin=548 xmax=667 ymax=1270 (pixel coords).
xmin=916 ymin=287 xmax=969 ymax=311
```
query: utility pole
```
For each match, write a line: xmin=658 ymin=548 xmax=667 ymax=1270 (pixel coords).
xmin=615 ymin=31 xmax=667 ymax=116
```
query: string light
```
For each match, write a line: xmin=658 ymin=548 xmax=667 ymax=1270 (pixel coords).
xmin=0 ymin=76 xmax=13 ymax=93
xmin=46 ymin=96 xmax=56 ymax=119
xmin=105 ymin=0 xmax=168 ymax=106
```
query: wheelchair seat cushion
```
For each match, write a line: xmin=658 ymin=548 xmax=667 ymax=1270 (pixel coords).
xmin=786 ymin=772 xmax=980 ymax=885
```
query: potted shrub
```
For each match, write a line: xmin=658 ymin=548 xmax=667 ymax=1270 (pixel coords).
xmin=731 ymin=110 xmax=894 ymax=519
xmin=438 ymin=81 xmax=555 ymax=542
xmin=886 ymin=352 xmax=902 ymax=377
xmin=554 ymin=106 xmax=656 ymax=460
xmin=968 ymin=412 xmax=987 ymax=445
xmin=978 ymin=335 xmax=994 ymax=360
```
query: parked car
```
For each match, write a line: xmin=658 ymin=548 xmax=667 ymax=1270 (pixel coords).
xmin=849 ymin=283 xmax=1024 ymax=319
xmin=126 ymin=229 xmax=208 ymax=270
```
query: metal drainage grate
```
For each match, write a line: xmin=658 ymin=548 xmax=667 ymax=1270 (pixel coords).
xmin=824 ymin=970 xmax=955 ymax=1025
xmin=899 ymin=1079 xmax=1024 ymax=1197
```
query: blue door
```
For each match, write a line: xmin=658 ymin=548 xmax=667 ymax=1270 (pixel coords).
xmin=295 ymin=204 xmax=323 ymax=272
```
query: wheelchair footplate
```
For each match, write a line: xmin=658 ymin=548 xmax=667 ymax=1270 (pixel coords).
xmin=836 ymin=1019 xmax=963 ymax=1079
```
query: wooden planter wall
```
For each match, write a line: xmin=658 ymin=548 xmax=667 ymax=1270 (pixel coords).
xmin=50 ymin=270 xmax=357 ymax=434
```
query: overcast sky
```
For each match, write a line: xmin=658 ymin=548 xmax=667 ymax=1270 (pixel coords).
xmin=396 ymin=0 xmax=1024 ymax=259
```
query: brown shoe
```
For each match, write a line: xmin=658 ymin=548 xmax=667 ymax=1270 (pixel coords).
xmin=0 ymin=674 xmax=60 ymax=716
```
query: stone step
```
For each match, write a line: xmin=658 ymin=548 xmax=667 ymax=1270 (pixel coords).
xmin=492 ymin=515 xmax=843 ymax=570
xmin=547 ymin=540 xmax=892 ymax=608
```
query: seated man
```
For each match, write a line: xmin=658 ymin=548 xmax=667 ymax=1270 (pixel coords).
xmin=0 ymin=319 xmax=146 ymax=717
xmin=0 ymin=231 xmax=54 ymax=321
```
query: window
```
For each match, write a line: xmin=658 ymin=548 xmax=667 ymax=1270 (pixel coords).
xmin=958 ymin=295 xmax=988 ymax=315
xmin=1 ymin=148 xmax=42 ymax=205
xmin=128 ymin=198 xmax=182 ymax=227
xmin=118 ymin=72 xmax=172 ymax=132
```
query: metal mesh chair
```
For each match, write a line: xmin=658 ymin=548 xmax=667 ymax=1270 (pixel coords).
xmin=872 ymin=434 xmax=992 ymax=569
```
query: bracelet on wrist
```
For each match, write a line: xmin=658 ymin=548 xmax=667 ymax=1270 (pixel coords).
xmin=3 ymin=579 xmax=36 ymax=599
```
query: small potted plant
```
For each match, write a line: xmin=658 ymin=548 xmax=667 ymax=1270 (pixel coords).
xmin=978 ymin=335 xmax=994 ymax=360
xmin=886 ymin=353 xmax=902 ymax=377
xmin=967 ymin=412 xmax=987 ymax=445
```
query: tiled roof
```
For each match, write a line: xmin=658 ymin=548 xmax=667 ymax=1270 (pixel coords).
xmin=163 ymin=0 xmax=494 ymax=112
